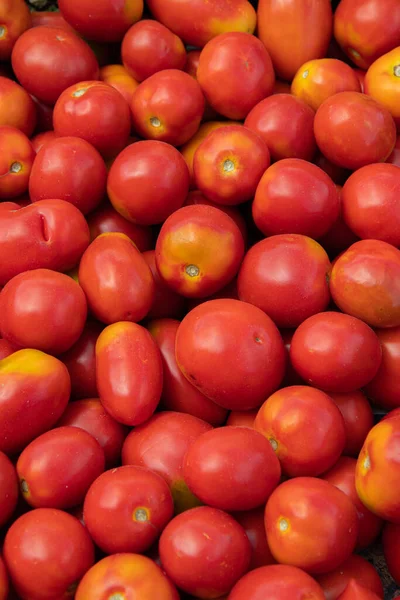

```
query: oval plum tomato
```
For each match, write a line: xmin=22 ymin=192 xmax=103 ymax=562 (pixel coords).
xmin=234 ymin=508 xmax=276 ymax=570
xmin=197 ymin=32 xmax=275 ymax=120
xmin=176 ymin=299 xmax=285 ymax=410
xmin=0 ymin=556 xmax=8 ymax=600
xmin=4 ymin=508 xmax=94 ymax=600
xmin=131 ymin=69 xmax=204 ymax=146
xmin=0 ymin=0 xmax=31 ymax=61
xmin=315 ymin=555 xmax=384 ymax=600
xmin=0 ymin=451 xmax=18 ymax=527
xmin=383 ymin=522 xmax=400 ymax=584
xmin=329 ymin=392 xmax=374 ymax=457
xmin=290 ymin=312 xmax=382 ymax=393
xmin=0 ymin=126 xmax=34 ymax=199
xmin=0 ymin=338 xmax=14 ymax=360
xmin=292 ymin=59 xmax=361 ymax=111
xmin=0 ymin=269 xmax=87 ymax=355
xmin=330 ymin=240 xmax=400 ymax=328
xmin=265 ymin=477 xmax=358 ymax=574
xmin=84 ymin=465 xmax=173 ymax=554
xmin=30 ymin=130 xmax=58 ymax=154
xmin=76 ymin=553 xmax=179 ymax=600
xmin=107 ymin=140 xmax=190 ymax=225
xmin=159 ymin=506 xmax=251 ymax=598
xmin=337 ymin=581 xmax=382 ymax=600
xmin=155 ymin=205 xmax=245 ymax=298
xmin=314 ymin=92 xmax=396 ymax=170
xmin=96 ymin=321 xmax=163 ymax=426
xmin=78 ymin=233 xmax=154 ymax=324
xmin=257 ymin=0 xmax=332 ymax=81
xmin=0 ymin=77 xmax=36 ymax=136
xmin=29 ymin=136 xmax=107 ymax=215
xmin=342 ymin=164 xmax=400 ymax=246
xmin=364 ymin=48 xmax=400 ymax=129
xmin=53 ymin=81 xmax=131 ymax=159
xmin=255 ymin=385 xmax=345 ymax=477
xmin=99 ymin=64 xmax=138 ymax=111
xmin=143 ymin=252 xmax=186 ymax=319
xmin=238 ymin=234 xmax=331 ymax=328
xmin=321 ymin=457 xmax=383 ymax=550
xmin=193 ymin=125 xmax=270 ymax=206
xmin=228 ymin=564 xmax=325 ymax=600
xmin=253 ymin=158 xmax=339 ymax=239
xmin=333 ymin=0 xmax=400 ymax=70
xmin=122 ymin=411 xmax=212 ymax=513
xmin=244 ymin=94 xmax=316 ymax=162
xmin=17 ymin=426 xmax=105 ymax=509
xmin=11 ymin=27 xmax=99 ymax=106
xmin=365 ymin=327 xmax=400 ymax=410
xmin=122 ymin=20 xmax=186 ymax=82
xmin=88 ymin=202 xmax=153 ymax=251
xmin=227 ymin=410 xmax=257 ymax=428
xmin=387 ymin=136 xmax=400 ymax=167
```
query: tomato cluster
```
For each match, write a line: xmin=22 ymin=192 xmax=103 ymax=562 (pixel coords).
xmin=0 ymin=0 xmax=400 ymax=599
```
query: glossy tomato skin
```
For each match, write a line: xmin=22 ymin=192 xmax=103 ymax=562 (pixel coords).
xmin=159 ymin=506 xmax=251 ymax=598
xmin=255 ymin=386 xmax=345 ymax=477
xmin=383 ymin=522 xmax=400 ymax=584
xmin=233 ymin=508 xmax=276 ymax=570
xmin=30 ymin=130 xmax=58 ymax=154
xmin=364 ymin=48 xmax=400 ymax=129
xmin=88 ymin=202 xmax=153 ymax=252
xmin=0 ymin=76 xmax=36 ymax=136
xmin=329 ymin=391 xmax=374 ymax=457
xmin=131 ymin=69 xmax=205 ymax=146
xmin=314 ymin=92 xmax=396 ymax=170
xmin=107 ymin=140 xmax=190 ymax=225
xmin=0 ymin=0 xmax=31 ymax=61
xmin=96 ymin=321 xmax=163 ymax=426
xmin=176 ymin=299 xmax=286 ymax=410
xmin=315 ymin=555 xmax=384 ymax=600
xmin=265 ymin=477 xmax=359 ymax=574
xmin=4 ymin=508 xmax=94 ymax=600
xmin=257 ymin=0 xmax=332 ymax=81
xmin=78 ymin=233 xmax=154 ymax=324
xmin=29 ymin=136 xmax=107 ymax=215
xmin=337 ymin=580 xmax=382 ymax=600
xmin=365 ymin=327 xmax=400 ymax=410
xmin=0 ymin=451 xmax=18 ymax=527
xmin=0 ymin=556 xmax=8 ymax=600
xmin=0 ymin=126 xmax=35 ymax=199
xmin=238 ymin=235 xmax=331 ymax=328
xmin=143 ymin=252 xmax=186 ymax=319
xmin=330 ymin=240 xmax=400 ymax=328
xmin=99 ymin=64 xmax=138 ymax=112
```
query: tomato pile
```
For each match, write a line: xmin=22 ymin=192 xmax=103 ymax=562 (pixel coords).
xmin=1 ymin=0 xmax=400 ymax=598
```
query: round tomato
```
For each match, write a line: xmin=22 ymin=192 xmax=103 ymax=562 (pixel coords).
xmin=143 ymin=252 xmax=186 ymax=319
xmin=0 ymin=451 xmax=18 ymax=527
xmin=0 ymin=0 xmax=31 ymax=61
xmin=329 ymin=391 xmax=374 ymax=457
xmin=234 ymin=508 xmax=276 ymax=570
xmin=99 ymin=64 xmax=138 ymax=111
xmin=87 ymin=202 xmax=153 ymax=252
xmin=0 ymin=126 xmax=35 ymax=199
xmin=383 ymin=522 xmax=400 ymax=585
xmin=365 ymin=327 xmax=400 ymax=410
xmin=315 ymin=554 xmax=384 ymax=600
xmin=0 ymin=76 xmax=36 ymax=136
xmin=364 ymin=47 xmax=400 ymax=129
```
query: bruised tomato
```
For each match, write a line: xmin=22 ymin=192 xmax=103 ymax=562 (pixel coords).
xmin=383 ymin=522 xmax=400 ymax=585
xmin=143 ymin=253 xmax=186 ymax=319
xmin=88 ymin=202 xmax=153 ymax=252
xmin=233 ymin=508 xmax=276 ymax=570
xmin=0 ymin=0 xmax=31 ymax=61
xmin=315 ymin=555 xmax=384 ymax=600
xmin=364 ymin=48 xmax=400 ymax=129
xmin=0 ymin=451 xmax=18 ymax=527
xmin=0 ymin=126 xmax=35 ymax=199
xmin=227 ymin=410 xmax=257 ymax=428
xmin=0 ymin=77 xmax=36 ymax=136
xmin=329 ymin=391 xmax=374 ymax=457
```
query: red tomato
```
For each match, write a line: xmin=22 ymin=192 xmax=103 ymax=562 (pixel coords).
xmin=238 ymin=234 xmax=331 ymax=328
xmin=233 ymin=508 xmax=276 ymax=570
xmin=255 ymin=386 xmax=345 ymax=477
xmin=0 ymin=76 xmax=36 ymax=136
xmin=329 ymin=391 xmax=374 ymax=457
xmin=29 ymin=136 xmax=107 ymax=215
xmin=159 ymin=506 xmax=251 ymax=598
xmin=30 ymin=130 xmax=58 ymax=154
xmin=228 ymin=564 xmax=325 ymax=600
xmin=319 ymin=186 xmax=360 ymax=257
xmin=265 ymin=477 xmax=358 ymax=574
xmin=257 ymin=0 xmax=332 ymax=81
xmin=226 ymin=410 xmax=257 ymax=428
xmin=76 ymin=553 xmax=179 ymax=600
xmin=365 ymin=327 xmax=400 ymax=410
xmin=78 ymin=233 xmax=154 ymax=324
xmin=107 ymin=140 xmax=190 ymax=225
xmin=315 ymin=554 xmax=384 ymax=600
xmin=314 ymin=153 xmax=350 ymax=186
xmin=337 ymin=581 xmax=382 ymax=600
xmin=244 ymin=94 xmax=316 ymax=162
xmin=31 ymin=95 xmax=54 ymax=132
xmin=0 ymin=451 xmax=18 ymax=527
xmin=364 ymin=48 xmax=400 ymax=129
xmin=0 ymin=0 xmax=31 ymax=61
xmin=197 ymin=32 xmax=274 ymax=120
xmin=143 ymin=252 xmax=186 ymax=319
xmin=0 ymin=339 xmax=14 ymax=360
xmin=314 ymin=92 xmax=396 ymax=170
xmin=0 ymin=556 xmax=8 ymax=600
xmin=155 ymin=205 xmax=245 ymax=298
xmin=0 ymin=269 xmax=87 ymax=355
xmin=4 ymin=508 xmax=94 ymax=600
xmin=88 ymin=202 xmax=153 ymax=251
xmin=30 ymin=10 xmax=75 ymax=32
xmin=176 ymin=299 xmax=285 ymax=410
xmin=0 ymin=126 xmax=35 ymax=199
xmin=96 ymin=321 xmax=163 ymax=426
xmin=387 ymin=136 xmax=400 ymax=167
xmin=131 ymin=70 xmax=205 ymax=146
xmin=330 ymin=240 xmax=400 ymax=328
xmin=383 ymin=522 xmax=400 ymax=584
xmin=99 ymin=64 xmax=138 ymax=113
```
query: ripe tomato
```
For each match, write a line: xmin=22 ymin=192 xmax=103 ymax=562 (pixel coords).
xmin=88 ymin=202 xmax=153 ymax=251
xmin=4 ymin=508 xmax=94 ymax=600
xmin=0 ymin=451 xmax=18 ymax=527
xmin=0 ymin=0 xmax=31 ymax=61
xmin=383 ymin=522 xmax=400 ymax=584
xmin=315 ymin=554 xmax=384 ymax=600
xmin=227 ymin=410 xmax=257 ymax=428
xmin=337 ymin=581 xmax=382 ymax=600
xmin=99 ymin=64 xmax=138 ymax=113
xmin=0 ymin=77 xmax=36 ymax=136
xmin=314 ymin=92 xmax=396 ymax=170
xmin=0 ymin=126 xmax=35 ymax=199
xmin=159 ymin=506 xmax=251 ymax=598
xmin=365 ymin=327 xmax=400 ymax=410
xmin=107 ymin=141 xmax=190 ymax=225
xmin=0 ymin=338 xmax=14 ymax=360
xmin=238 ymin=234 xmax=331 ymax=328
xmin=176 ymin=299 xmax=285 ymax=410
xmin=30 ymin=9 xmax=75 ymax=31
xmin=234 ymin=508 xmax=276 ymax=570
xmin=0 ymin=556 xmax=8 ymax=600
xmin=329 ymin=391 xmax=374 ymax=457
xmin=30 ymin=131 xmax=58 ymax=154
xmin=265 ymin=477 xmax=358 ymax=574
xmin=387 ymin=136 xmax=400 ymax=167
xmin=143 ymin=252 xmax=186 ymax=319
xmin=364 ymin=48 xmax=400 ymax=129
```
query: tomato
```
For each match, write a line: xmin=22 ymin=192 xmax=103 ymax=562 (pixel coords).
xmin=0 ymin=556 xmax=8 ymax=600
xmin=0 ymin=126 xmax=35 ymax=199
xmin=143 ymin=252 xmax=186 ymax=319
xmin=131 ymin=70 xmax=205 ymax=146
xmin=12 ymin=27 xmax=99 ymax=106
xmin=364 ymin=48 xmax=400 ymax=129
xmin=0 ymin=77 xmax=36 ymax=136
xmin=387 ymin=136 xmax=400 ymax=167
xmin=244 ymin=94 xmax=316 ymax=162
xmin=0 ymin=451 xmax=18 ymax=527
xmin=0 ymin=339 xmax=14 ymax=360
xmin=383 ymin=522 xmax=400 ymax=584
xmin=329 ymin=391 xmax=374 ymax=457
xmin=99 ymin=64 xmax=138 ymax=113
xmin=88 ymin=202 xmax=153 ymax=252
xmin=79 ymin=233 xmax=154 ymax=324
xmin=314 ymin=153 xmax=350 ymax=186
xmin=234 ymin=508 xmax=276 ymax=569
xmin=4 ymin=508 xmax=94 ymax=600
xmin=265 ymin=477 xmax=358 ymax=574
xmin=96 ymin=321 xmax=163 ymax=426
xmin=314 ymin=92 xmax=396 ymax=170
xmin=227 ymin=410 xmax=256 ymax=428
xmin=315 ymin=555 xmax=384 ymax=600
xmin=159 ymin=506 xmax=251 ymax=598
xmin=238 ymin=235 xmax=331 ymax=328
xmin=0 ymin=0 xmax=31 ymax=61
xmin=365 ymin=327 xmax=400 ymax=410
xmin=76 ymin=553 xmax=179 ymax=600
xmin=176 ymin=299 xmax=285 ymax=410
xmin=228 ymin=564 xmax=325 ymax=600
xmin=53 ymin=81 xmax=131 ymax=159
xmin=337 ymin=581 xmax=382 ymax=600
xmin=319 ymin=187 xmax=360 ymax=257
xmin=155 ymin=205 xmax=245 ymax=298
xmin=30 ymin=131 xmax=58 ymax=154
xmin=31 ymin=10 xmax=75 ymax=32
xmin=31 ymin=95 xmax=54 ymax=133
xmin=330 ymin=240 xmax=400 ymax=328
xmin=257 ymin=0 xmax=332 ymax=81
xmin=107 ymin=141 xmax=190 ymax=225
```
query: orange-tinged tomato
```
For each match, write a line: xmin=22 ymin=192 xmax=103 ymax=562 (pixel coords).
xmin=0 ymin=76 xmax=36 ymax=136
xmin=99 ymin=63 xmax=139 ymax=108
xmin=0 ymin=0 xmax=31 ymax=61
xmin=315 ymin=554 xmax=384 ymax=600
xmin=0 ymin=126 xmax=35 ymax=199
xmin=364 ymin=47 xmax=400 ymax=130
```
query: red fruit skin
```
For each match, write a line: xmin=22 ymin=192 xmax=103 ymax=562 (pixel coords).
xmin=0 ymin=555 xmax=9 ymax=600
xmin=233 ymin=508 xmax=276 ymax=570
xmin=227 ymin=410 xmax=256 ymax=428
xmin=30 ymin=131 xmax=58 ymax=154
xmin=31 ymin=9 xmax=75 ymax=32
xmin=383 ymin=522 xmax=400 ymax=585
xmin=329 ymin=391 xmax=374 ymax=457
xmin=0 ymin=0 xmax=31 ymax=61
xmin=337 ymin=580 xmax=382 ymax=600
xmin=365 ymin=327 xmax=400 ymax=410
xmin=0 ymin=451 xmax=18 ymax=527
xmin=0 ymin=126 xmax=35 ymax=200
xmin=0 ymin=76 xmax=37 ymax=136
xmin=387 ymin=136 xmax=400 ymax=167
xmin=315 ymin=555 xmax=384 ymax=600
xmin=88 ymin=202 xmax=153 ymax=252
xmin=143 ymin=252 xmax=186 ymax=320
xmin=0 ymin=339 xmax=15 ymax=360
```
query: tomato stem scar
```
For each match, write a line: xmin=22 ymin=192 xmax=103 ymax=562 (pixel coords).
xmin=223 ymin=159 xmax=235 ymax=173
xmin=72 ymin=88 xmax=87 ymax=98
xmin=269 ymin=438 xmax=278 ymax=451
xmin=10 ymin=162 xmax=22 ymax=174
xmin=394 ymin=65 xmax=400 ymax=77
xmin=0 ymin=26 xmax=6 ymax=39
xmin=279 ymin=518 xmax=289 ymax=532
xmin=185 ymin=264 xmax=200 ymax=277
xmin=150 ymin=117 xmax=161 ymax=128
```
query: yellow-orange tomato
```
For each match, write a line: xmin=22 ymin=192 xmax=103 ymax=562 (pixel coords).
xmin=99 ymin=64 xmax=139 ymax=108
xmin=292 ymin=59 xmax=361 ymax=111
xmin=0 ymin=76 xmax=36 ymax=136
xmin=0 ymin=0 xmax=31 ymax=61
xmin=356 ymin=418 xmax=400 ymax=523
xmin=0 ymin=126 xmax=35 ymax=199
xmin=364 ymin=48 xmax=400 ymax=130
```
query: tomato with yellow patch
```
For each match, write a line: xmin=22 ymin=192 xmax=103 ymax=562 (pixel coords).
xmin=99 ymin=63 xmax=139 ymax=109
xmin=0 ymin=126 xmax=35 ymax=199
xmin=364 ymin=47 xmax=400 ymax=130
